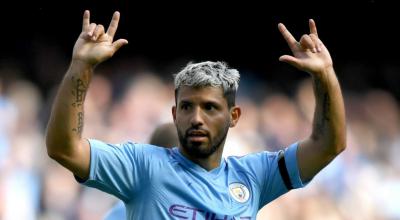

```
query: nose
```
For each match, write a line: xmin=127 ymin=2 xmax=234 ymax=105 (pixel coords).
xmin=190 ymin=106 xmax=204 ymax=127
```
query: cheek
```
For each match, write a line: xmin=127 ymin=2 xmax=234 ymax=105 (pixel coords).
xmin=175 ymin=117 xmax=188 ymax=130
xmin=211 ymin=115 xmax=230 ymax=132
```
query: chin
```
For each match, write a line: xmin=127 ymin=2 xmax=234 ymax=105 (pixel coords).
xmin=184 ymin=142 xmax=218 ymax=158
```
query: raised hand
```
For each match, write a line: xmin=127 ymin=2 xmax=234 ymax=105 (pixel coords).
xmin=72 ymin=10 xmax=128 ymax=66
xmin=278 ymin=19 xmax=333 ymax=76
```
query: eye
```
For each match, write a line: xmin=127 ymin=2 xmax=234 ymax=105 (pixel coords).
xmin=204 ymin=103 xmax=216 ymax=111
xmin=180 ymin=103 xmax=191 ymax=110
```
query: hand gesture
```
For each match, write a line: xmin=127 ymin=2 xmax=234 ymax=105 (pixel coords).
xmin=278 ymin=19 xmax=333 ymax=76
xmin=72 ymin=10 xmax=128 ymax=66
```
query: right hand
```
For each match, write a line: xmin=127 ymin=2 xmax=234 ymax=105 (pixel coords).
xmin=72 ymin=10 xmax=128 ymax=66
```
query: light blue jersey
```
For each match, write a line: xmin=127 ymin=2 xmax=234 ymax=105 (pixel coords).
xmin=104 ymin=201 xmax=125 ymax=220
xmin=79 ymin=139 xmax=306 ymax=219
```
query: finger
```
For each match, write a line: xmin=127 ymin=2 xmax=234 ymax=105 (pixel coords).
xmin=278 ymin=23 xmax=297 ymax=50
xmin=81 ymin=23 xmax=96 ymax=39
xmin=279 ymin=55 xmax=302 ymax=69
xmin=309 ymin=19 xmax=318 ymax=37
xmin=299 ymin=34 xmax=316 ymax=52
xmin=82 ymin=10 xmax=90 ymax=32
xmin=317 ymin=38 xmax=326 ymax=51
xmin=309 ymin=33 xmax=321 ymax=52
xmin=86 ymin=23 xmax=96 ymax=37
xmin=92 ymin=24 xmax=105 ymax=41
xmin=106 ymin=11 xmax=120 ymax=38
xmin=112 ymin=39 xmax=128 ymax=51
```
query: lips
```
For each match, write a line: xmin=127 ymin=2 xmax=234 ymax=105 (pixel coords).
xmin=188 ymin=130 xmax=207 ymax=136
xmin=186 ymin=129 xmax=208 ymax=141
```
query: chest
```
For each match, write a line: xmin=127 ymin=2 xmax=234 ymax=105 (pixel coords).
xmin=138 ymin=162 xmax=259 ymax=219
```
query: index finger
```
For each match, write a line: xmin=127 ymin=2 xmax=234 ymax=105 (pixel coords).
xmin=278 ymin=23 xmax=298 ymax=49
xmin=309 ymin=19 xmax=318 ymax=37
xmin=82 ymin=10 xmax=90 ymax=32
xmin=106 ymin=11 xmax=120 ymax=38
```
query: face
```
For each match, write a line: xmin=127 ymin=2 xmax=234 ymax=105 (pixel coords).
xmin=173 ymin=86 xmax=240 ymax=158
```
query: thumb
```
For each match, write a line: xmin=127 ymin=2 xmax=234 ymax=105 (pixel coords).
xmin=279 ymin=55 xmax=302 ymax=69
xmin=112 ymin=39 xmax=129 ymax=51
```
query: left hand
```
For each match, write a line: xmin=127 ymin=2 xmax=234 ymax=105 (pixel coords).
xmin=278 ymin=19 xmax=333 ymax=76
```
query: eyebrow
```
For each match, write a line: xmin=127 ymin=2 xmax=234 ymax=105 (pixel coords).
xmin=179 ymin=100 xmax=192 ymax=105
xmin=179 ymin=99 xmax=222 ymax=108
xmin=179 ymin=99 xmax=219 ymax=104
xmin=204 ymin=100 xmax=221 ymax=107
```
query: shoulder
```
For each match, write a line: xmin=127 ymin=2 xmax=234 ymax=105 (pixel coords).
xmin=226 ymin=151 xmax=280 ymax=164
xmin=88 ymin=139 xmax=174 ymax=163
xmin=89 ymin=139 xmax=170 ymax=154
xmin=225 ymin=151 xmax=282 ymax=175
xmin=141 ymin=144 xmax=175 ymax=159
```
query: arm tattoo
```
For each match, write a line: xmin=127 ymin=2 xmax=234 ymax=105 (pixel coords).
xmin=71 ymin=76 xmax=88 ymax=108
xmin=316 ymin=93 xmax=331 ymax=131
xmin=72 ymin=112 xmax=84 ymax=136
xmin=314 ymin=80 xmax=331 ymax=137
xmin=70 ymin=76 xmax=88 ymax=135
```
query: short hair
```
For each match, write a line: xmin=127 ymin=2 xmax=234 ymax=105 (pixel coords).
xmin=173 ymin=61 xmax=240 ymax=108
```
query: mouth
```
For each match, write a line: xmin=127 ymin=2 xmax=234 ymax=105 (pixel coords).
xmin=187 ymin=136 xmax=208 ymax=142
xmin=186 ymin=130 xmax=208 ymax=142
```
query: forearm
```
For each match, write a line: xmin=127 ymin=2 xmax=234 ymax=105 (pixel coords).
xmin=46 ymin=60 xmax=92 ymax=158
xmin=310 ymin=67 xmax=346 ymax=155
xmin=297 ymin=67 xmax=346 ymax=181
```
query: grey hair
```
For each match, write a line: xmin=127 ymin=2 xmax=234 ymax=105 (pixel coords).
xmin=174 ymin=61 xmax=240 ymax=93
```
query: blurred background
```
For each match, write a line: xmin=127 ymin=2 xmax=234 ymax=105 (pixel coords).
xmin=1 ymin=1 xmax=400 ymax=219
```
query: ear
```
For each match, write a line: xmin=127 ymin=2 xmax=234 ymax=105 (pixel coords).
xmin=229 ymin=106 xmax=241 ymax=127
xmin=172 ymin=106 xmax=177 ymax=123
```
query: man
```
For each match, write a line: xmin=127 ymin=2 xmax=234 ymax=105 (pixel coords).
xmin=46 ymin=10 xmax=346 ymax=219
xmin=103 ymin=122 xmax=179 ymax=220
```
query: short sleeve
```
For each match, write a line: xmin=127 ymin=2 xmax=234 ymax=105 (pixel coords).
xmin=284 ymin=142 xmax=307 ymax=189
xmin=103 ymin=201 xmax=126 ymax=220
xmin=76 ymin=139 xmax=149 ymax=202
xmin=258 ymin=142 xmax=307 ymax=207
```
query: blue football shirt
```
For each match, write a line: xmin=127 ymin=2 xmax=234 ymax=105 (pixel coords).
xmin=104 ymin=201 xmax=125 ymax=220
xmin=79 ymin=139 xmax=306 ymax=219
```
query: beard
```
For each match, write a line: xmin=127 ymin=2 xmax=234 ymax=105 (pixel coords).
xmin=177 ymin=123 xmax=230 ymax=159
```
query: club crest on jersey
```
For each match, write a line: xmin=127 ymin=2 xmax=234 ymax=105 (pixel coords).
xmin=229 ymin=182 xmax=250 ymax=203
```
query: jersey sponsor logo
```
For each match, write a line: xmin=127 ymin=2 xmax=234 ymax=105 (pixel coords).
xmin=228 ymin=182 xmax=250 ymax=203
xmin=168 ymin=204 xmax=252 ymax=219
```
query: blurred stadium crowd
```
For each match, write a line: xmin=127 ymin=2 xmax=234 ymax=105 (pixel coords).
xmin=0 ymin=48 xmax=399 ymax=219
xmin=1 ymin=4 xmax=400 ymax=218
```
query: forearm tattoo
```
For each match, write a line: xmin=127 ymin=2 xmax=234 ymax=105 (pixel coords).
xmin=72 ymin=112 xmax=84 ymax=135
xmin=71 ymin=76 xmax=88 ymax=108
xmin=71 ymin=76 xmax=88 ymax=135
xmin=315 ymin=81 xmax=331 ymax=136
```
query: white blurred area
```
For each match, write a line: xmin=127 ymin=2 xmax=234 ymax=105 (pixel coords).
xmin=1 ymin=56 xmax=400 ymax=220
